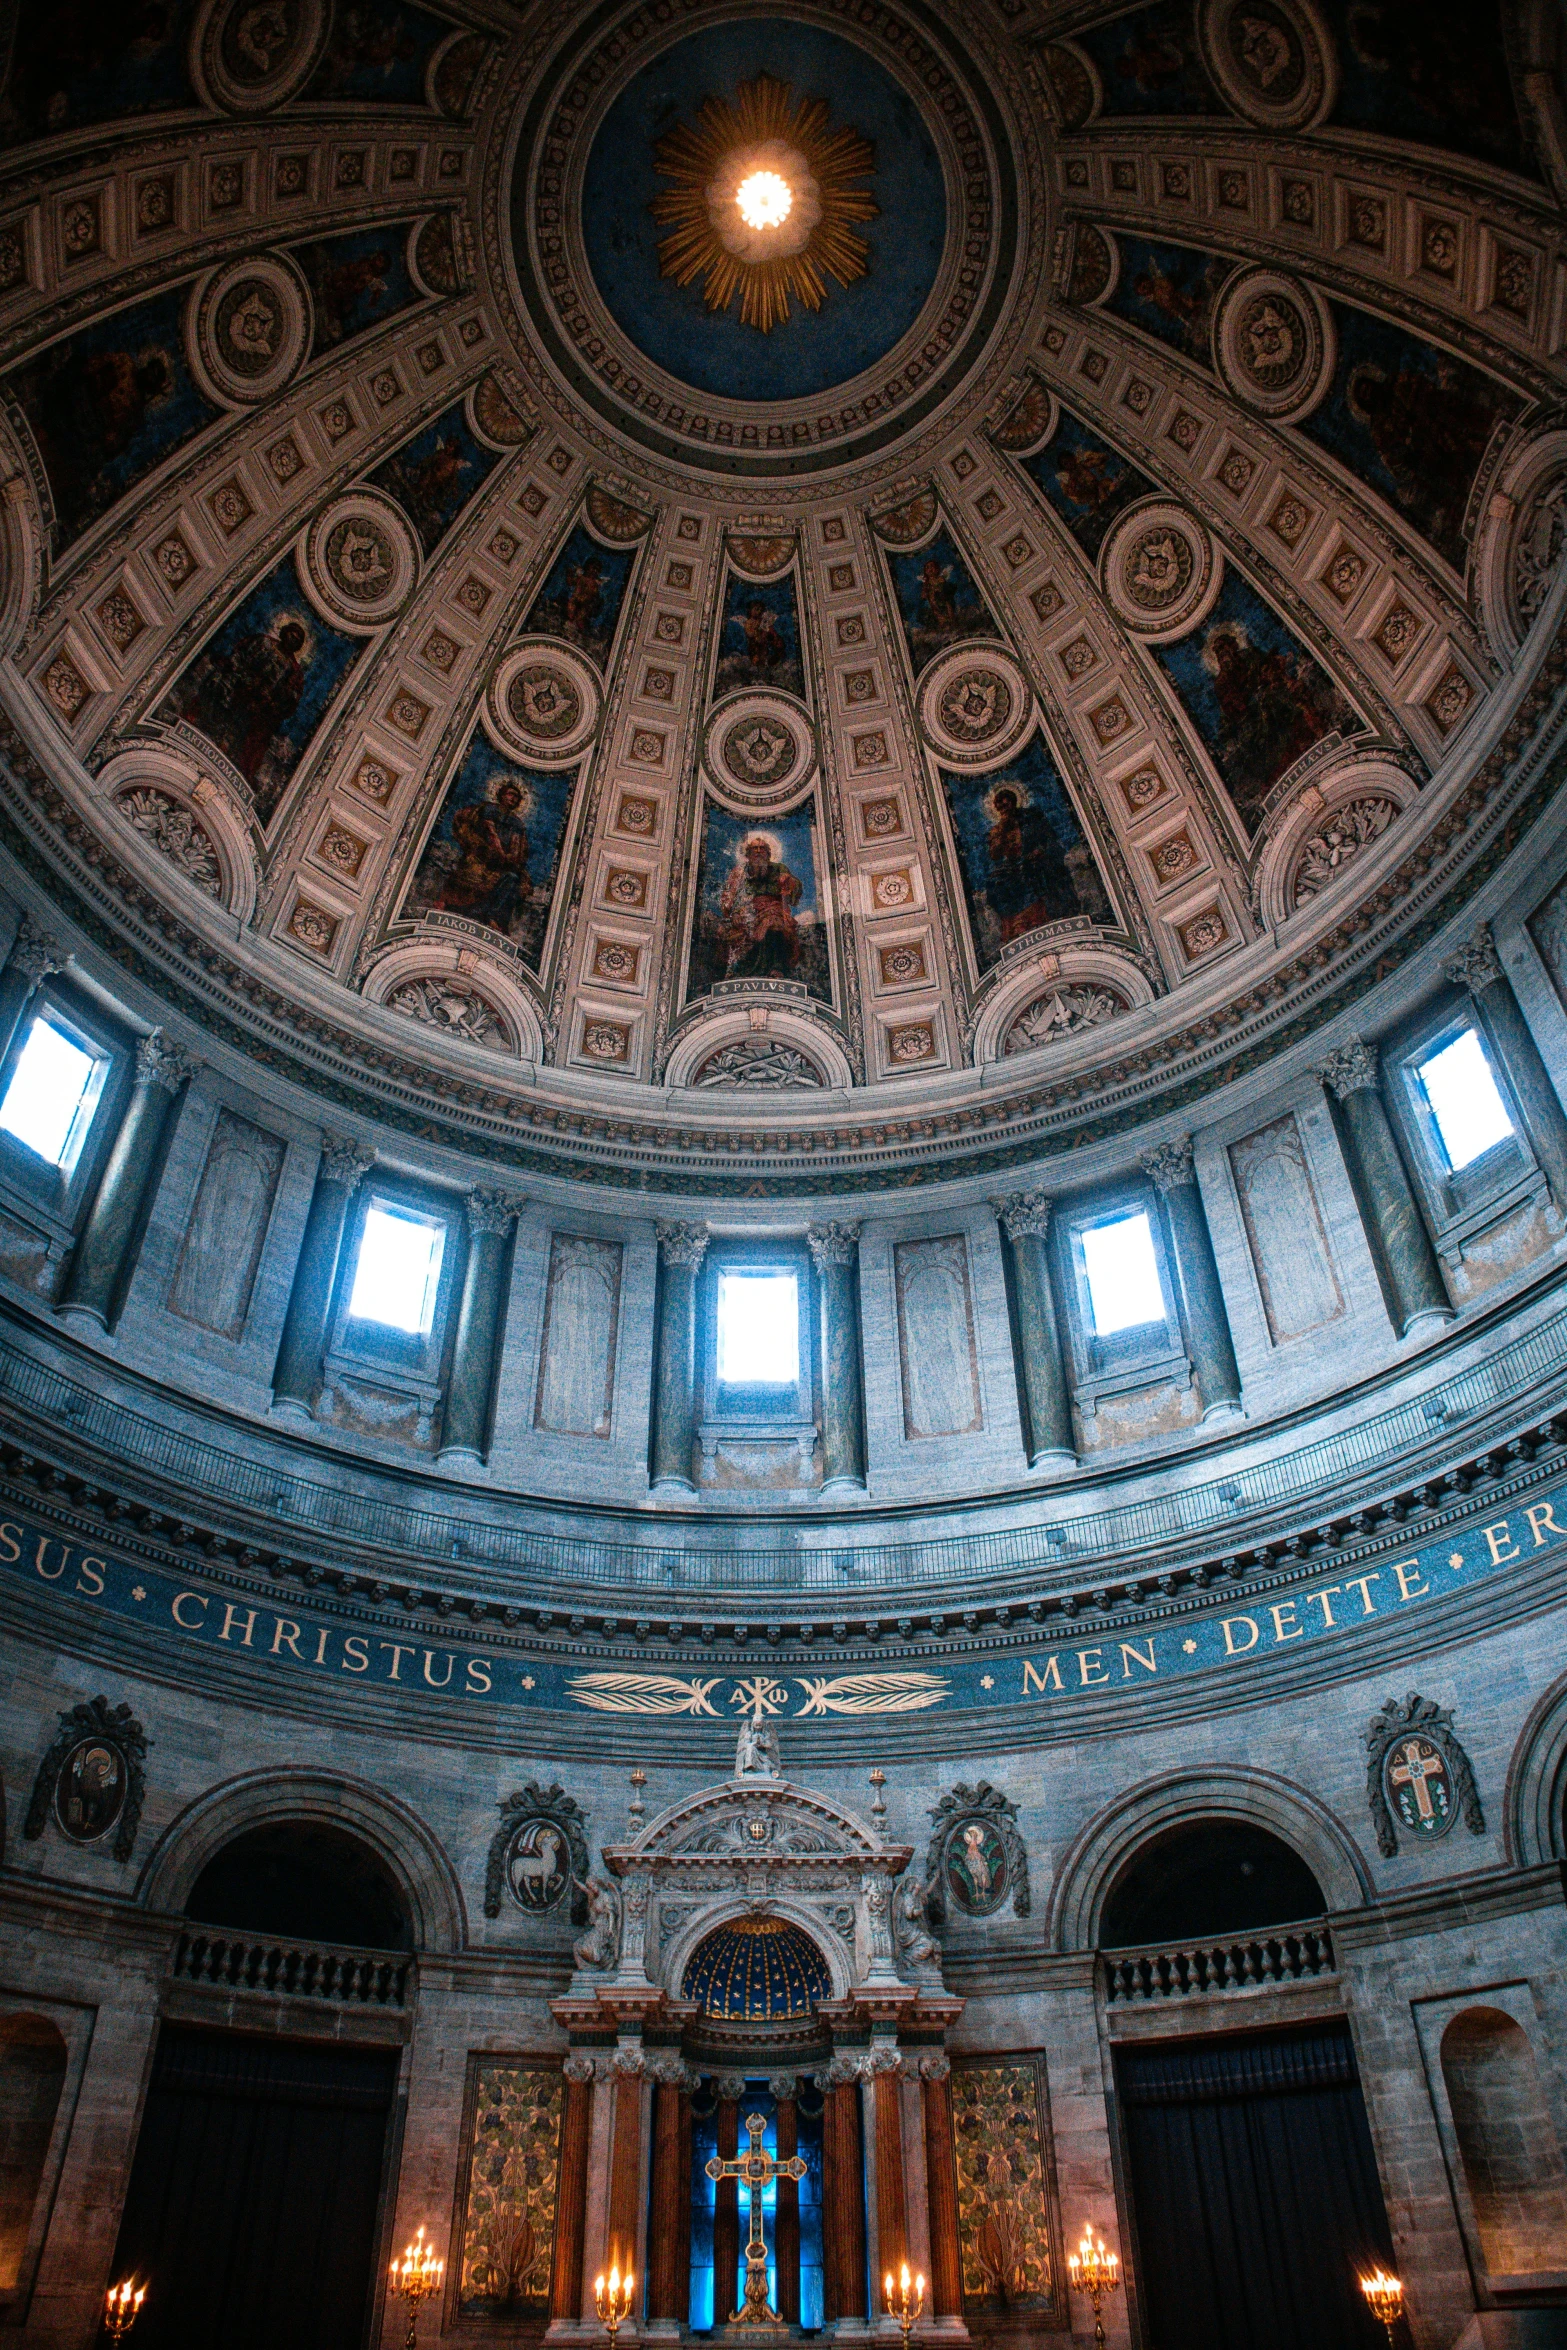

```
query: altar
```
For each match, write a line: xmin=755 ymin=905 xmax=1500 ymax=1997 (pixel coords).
xmin=545 ymin=1707 xmax=967 ymax=2340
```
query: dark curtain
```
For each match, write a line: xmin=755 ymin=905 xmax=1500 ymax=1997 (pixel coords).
xmin=109 ymin=2024 xmax=398 ymax=2350
xmin=1116 ymin=2024 xmax=1396 ymax=2350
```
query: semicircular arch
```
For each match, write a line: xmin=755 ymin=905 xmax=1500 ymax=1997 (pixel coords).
xmin=135 ymin=1767 xmax=466 ymax=1953
xmin=1048 ymin=1767 xmax=1374 ymax=1953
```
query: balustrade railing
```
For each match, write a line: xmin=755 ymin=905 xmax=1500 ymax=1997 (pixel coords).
xmin=1102 ymin=1919 xmax=1335 ymax=2003
xmin=169 ymin=1928 xmax=412 ymax=2007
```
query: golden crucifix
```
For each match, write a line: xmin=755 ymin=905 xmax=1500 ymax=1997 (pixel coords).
xmin=706 ymin=2111 xmax=807 ymax=2327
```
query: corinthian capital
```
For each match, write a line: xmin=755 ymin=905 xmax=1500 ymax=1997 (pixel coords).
xmin=807 ymin=1220 xmax=861 ymax=1270
xmin=1443 ymin=925 xmax=1505 ymax=995
xmin=9 ymin=914 xmax=65 ymax=983
xmin=1141 ymin=1137 xmax=1195 ymax=1194
xmin=135 ymin=1030 xmax=197 ymax=1093
xmin=1320 ymin=1039 xmax=1379 ymax=1099
xmin=656 ymin=1220 xmax=709 ymax=1270
xmin=319 ymin=1134 xmax=375 ymax=1188
xmin=467 ymin=1186 xmax=522 ymax=1235
xmin=994 ymin=1189 xmax=1051 ymax=1240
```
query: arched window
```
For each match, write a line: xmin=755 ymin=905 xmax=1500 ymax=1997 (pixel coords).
xmin=1439 ymin=2008 xmax=1567 ymax=2277
xmin=185 ymin=1821 xmax=413 ymax=1951
xmin=0 ymin=2014 xmax=67 ymax=2295
xmin=1101 ymin=1818 xmax=1326 ymax=1947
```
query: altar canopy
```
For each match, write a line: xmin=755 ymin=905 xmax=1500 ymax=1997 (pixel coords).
xmin=544 ymin=1715 xmax=965 ymax=2339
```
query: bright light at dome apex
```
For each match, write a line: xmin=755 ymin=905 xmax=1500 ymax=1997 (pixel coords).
xmin=735 ymin=169 xmax=793 ymax=229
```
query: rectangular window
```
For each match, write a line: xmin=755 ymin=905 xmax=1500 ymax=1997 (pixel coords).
xmin=0 ymin=1012 xmax=106 ymax=1170
xmin=1415 ymin=1028 xmax=1515 ymax=1172
xmin=1081 ymin=1210 xmax=1164 ymax=1335
xmin=716 ymin=1268 xmax=799 ymax=1388
xmin=347 ymin=1201 xmax=447 ymax=1336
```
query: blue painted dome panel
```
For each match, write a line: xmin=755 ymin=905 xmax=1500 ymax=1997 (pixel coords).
xmin=682 ymin=1916 xmax=833 ymax=2018
xmin=580 ymin=20 xmax=947 ymax=404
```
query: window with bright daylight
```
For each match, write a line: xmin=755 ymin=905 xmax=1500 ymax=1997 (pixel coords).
xmin=1416 ymin=1028 xmax=1515 ymax=1173
xmin=347 ymin=1202 xmax=447 ymax=1335
xmin=0 ymin=1014 xmax=105 ymax=1170
xmin=1081 ymin=1210 xmax=1165 ymax=1336
xmin=716 ymin=1268 xmax=800 ymax=1389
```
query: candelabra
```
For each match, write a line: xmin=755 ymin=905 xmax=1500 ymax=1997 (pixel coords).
xmin=390 ymin=2226 xmax=444 ymax=2350
xmin=595 ymin=2262 xmax=634 ymax=2347
xmin=1066 ymin=2224 xmax=1120 ymax=2350
xmin=883 ymin=2259 xmax=925 ymax=2349
xmin=102 ymin=2278 xmax=145 ymax=2343
xmin=1360 ymin=2268 xmax=1404 ymax=2346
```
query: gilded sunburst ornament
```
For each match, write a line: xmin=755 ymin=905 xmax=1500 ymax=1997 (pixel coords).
xmin=650 ymin=73 xmax=879 ymax=333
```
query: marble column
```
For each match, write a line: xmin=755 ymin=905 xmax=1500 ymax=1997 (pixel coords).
xmin=270 ymin=1136 xmax=373 ymax=1418
xmin=550 ymin=2055 xmax=597 ymax=2329
xmin=712 ymin=2079 xmax=741 ymax=2324
xmin=772 ymin=2076 xmax=802 ymax=2323
xmin=919 ymin=2056 xmax=964 ymax=2329
xmin=1142 ymin=1138 xmax=1243 ymax=1420
xmin=824 ymin=2065 xmax=867 ymax=2327
xmin=1322 ymin=1041 xmax=1452 ymax=1336
xmin=870 ymin=2050 xmax=908 ymax=2303
xmin=808 ymin=1222 xmax=866 ymax=1494
xmin=605 ymin=2056 xmax=646 ymax=2294
xmin=59 ymin=1032 xmax=194 ymax=1331
xmin=650 ymin=1222 xmax=707 ymax=1493
xmin=1447 ymin=926 xmax=1567 ymax=1211
xmin=439 ymin=1187 xmax=520 ymax=1463
xmin=994 ymin=1191 xmax=1075 ymax=1470
xmin=647 ymin=2069 xmax=692 ymax=2332
xmin=0 ymin=914 xmax=65 ymax=1069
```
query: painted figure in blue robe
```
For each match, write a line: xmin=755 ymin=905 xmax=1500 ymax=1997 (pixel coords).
xmin=433 ymin=779 xmax=533 ymax=935
xmin=985 ymin=783 xmax=1086 ymax=943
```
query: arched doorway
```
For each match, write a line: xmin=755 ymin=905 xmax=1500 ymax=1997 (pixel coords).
xmin=1103 ymin=1818 xmax=1396 ymax=2350
xmin=109 ymin=1819 xmax=407 ymax=2350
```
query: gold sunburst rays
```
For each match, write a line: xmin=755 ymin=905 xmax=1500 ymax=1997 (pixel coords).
xmin=650 ymin=73 xmax=879 ymax=333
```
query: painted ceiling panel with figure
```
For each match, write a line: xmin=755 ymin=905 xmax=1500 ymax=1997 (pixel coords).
xmin=942 ymin=735 xmax=1115 ymax=974
xmin=401 ymin=734 xmax=580 ymax=973
xmin=1151 ymin=570 xmax=1362 ymax=836
xmin=158 ymin=555 xmax=365 ymax=826
xmin=367 ymin=399 xmax=506 ymax=557
xmin=7 ymin=289 xmax=221 ymax=552
xmin=687 ymin=800 xmax=831 ymax=1007
xmin=884 ymin=533 xmax=998 ymax=678
xmin=1299 ymin=308 xmax=1522 ymax=575
xmin=292 ymin=225 xmax=424 ymax=360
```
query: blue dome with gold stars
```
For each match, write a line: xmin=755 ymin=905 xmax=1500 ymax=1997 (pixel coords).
xmin=682 ymin=1917 xmax=833 ymax=2020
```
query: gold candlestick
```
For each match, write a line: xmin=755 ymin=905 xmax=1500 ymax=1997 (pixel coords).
xmin=390 ymin=2226 xmax=444 ymax=2350
xmin=1360 ymin=2267 xmax=1404 ymax=2348
xmin=595 ymin=2262 xmax=634 ymax=2347
xmin=103 ymin=2278 xmax=146 ymax=2344
xmin=1066 ymin=2224 xmax=1120 ymax=2350
xmin=883 ymin=2259 xmax=925 ymax=2349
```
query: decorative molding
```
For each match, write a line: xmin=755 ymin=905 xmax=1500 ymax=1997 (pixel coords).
xmin=1364 ymin=1692 xmax=1486 ymax=1858
xmin=23 ymin=1694 xmax=149 ymax=1864
xmin=484 ymin=1781 xmax=591 ymax=1922
xmin=926 ymin=1781 xmax=1030 ymax=1921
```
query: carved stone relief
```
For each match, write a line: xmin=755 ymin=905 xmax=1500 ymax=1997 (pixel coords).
xmin=166 ymin=1109 xmax=286 ymax=1339
xmin=534 ymin=1233 xmax=622 ymax=1438
xmin=894 ymin=1236 xmax=983 ymax=1440
xmin=1227 ymin=1114 xmax=1344 ymax=1343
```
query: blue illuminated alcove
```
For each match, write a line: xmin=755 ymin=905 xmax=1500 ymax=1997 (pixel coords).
xmin=688 ymin=2085 xmax=825 ymax=2330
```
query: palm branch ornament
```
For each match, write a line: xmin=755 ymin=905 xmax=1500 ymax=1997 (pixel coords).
xmin=650 ymin=73 xmax=879 ymax=332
